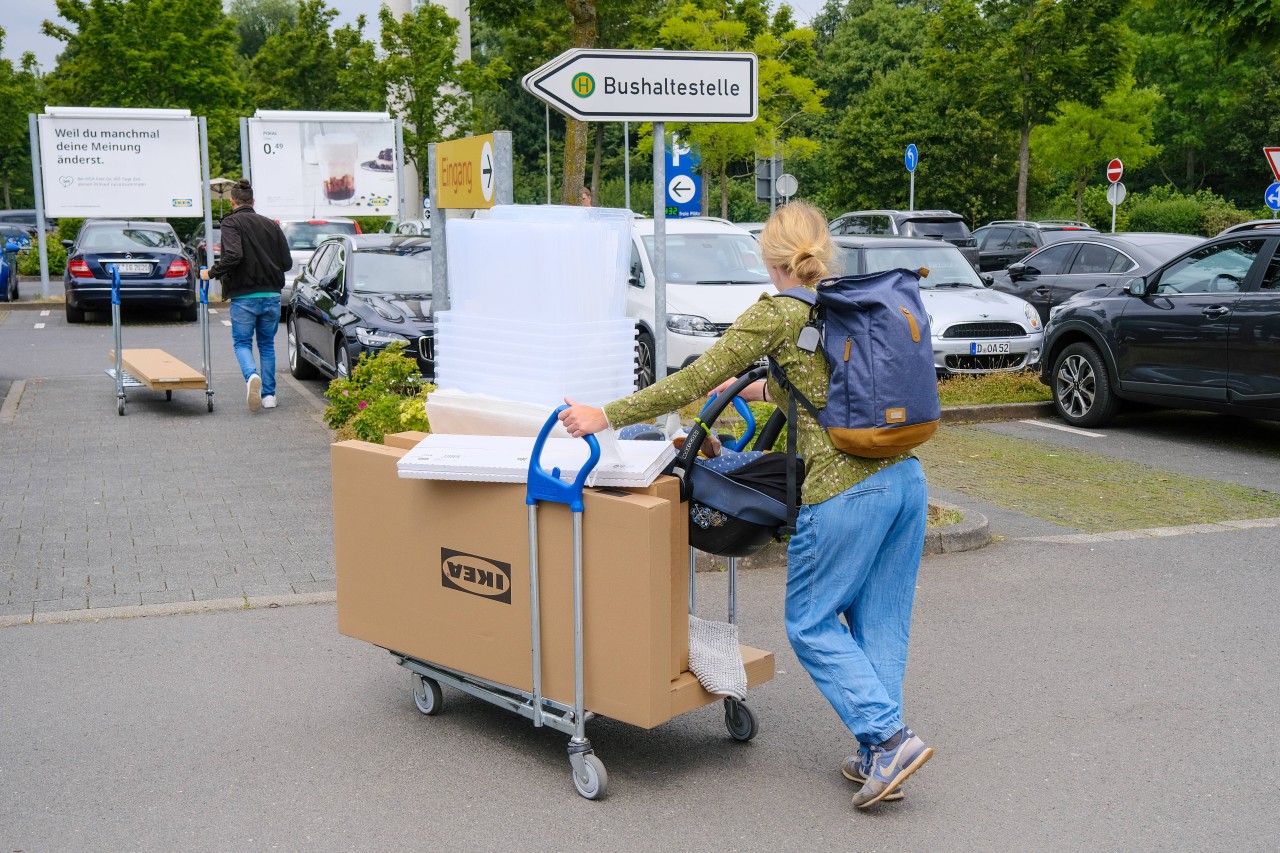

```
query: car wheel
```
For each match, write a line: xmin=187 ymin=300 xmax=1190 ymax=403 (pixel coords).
xmin=65 ymin=302 xmax=86 ymax=324
xmin=1052 ymin=342 xmax=1120 ymax=428
xmin=288 ymin=314 xmax=318 ymax=379
xmin=336 ymin=340 xmax=354 ymax=379
xmin=179 ymin=304 xmax=197 ymax=322
xmin=9 ymin=280 xmax=17 ymax=301
xmin=635 ymin=330 xmax=655 ymax=390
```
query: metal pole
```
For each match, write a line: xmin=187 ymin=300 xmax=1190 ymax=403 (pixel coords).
xmin=728 ymin=556 xmax=737 ymax=625
xmin=909 ymin=170 xmax=915 ymax=212
xmin=571 ymin=511 xmax=586 ymax=739
xmin=527 ymin=505 xmax=544 ymax=727
xmin=688 ymin=547 xmax=697 ymax=613
xmin=545 ymin=105 xmax=552 ymax=205
xmin=624 ymin=121 xmax=631 ymax=211
xmin=493 ymin=130 xmax=514 ymax=206
xmin=197 ymin=117 xmax=216 ymax=403
xmin=428 ymin=142 xmax=447 ymax=312
xmin=239 ymin=117 xmax=251 ymax=182
xmin=28 ymin=114 xmax=51 ymax=298
xmin=395 ymin=118 xmax=407 ymax=222
xmin=1111 ymin=200 xmax=1117 ymax=234
xmin=653 ymin=122 xmax=667 ymax=382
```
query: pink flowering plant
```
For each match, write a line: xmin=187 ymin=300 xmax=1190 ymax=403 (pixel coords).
xmin=323 ymin=341 xmax=434 ymax=443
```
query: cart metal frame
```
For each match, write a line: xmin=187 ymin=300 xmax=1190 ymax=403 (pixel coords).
xmin=106 ymin=266 xmax=214 ymax=415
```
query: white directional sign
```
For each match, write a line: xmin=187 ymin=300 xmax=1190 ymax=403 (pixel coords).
xmin=668 ymin=174 xmax=696 ymax=204
xmin=522 ymin=49 xmax=758 ymax=123
xmin=1265 ymin=147 xmax=1280 ymax=182
xmin=1107 ymin=181 xmax=1127 ymax=205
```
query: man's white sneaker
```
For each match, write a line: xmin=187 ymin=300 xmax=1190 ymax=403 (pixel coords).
xmin=262 ymin=395 xmax=277 ymax=409
xmin=247 ymin=374 xmax=262 ymax=412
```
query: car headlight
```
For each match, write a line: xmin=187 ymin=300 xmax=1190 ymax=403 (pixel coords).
xmin=355 ymin=327 xmax=409 ymax=346
xmin=666 ymin=314 xmax=720 ymax=336
xmin=1023 ymin=303 xmax=1041 ymax=330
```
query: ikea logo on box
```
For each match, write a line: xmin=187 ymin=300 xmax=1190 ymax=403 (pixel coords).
xmin=440 ymin=548 xmax=512 ymax=604
xmin=172 ymin=198 xmax=193 ymax=208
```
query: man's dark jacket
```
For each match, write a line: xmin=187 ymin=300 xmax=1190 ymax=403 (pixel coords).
xmin=207 ymin=205 xmax=292 ymax=300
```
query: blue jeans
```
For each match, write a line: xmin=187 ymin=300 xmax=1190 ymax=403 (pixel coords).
xmin=785 ymin=457 xmax=928 ymax=746
xmin=229 ymin=297 xmax=279 ymax=397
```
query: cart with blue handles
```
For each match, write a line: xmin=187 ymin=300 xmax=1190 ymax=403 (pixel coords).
xmin=106 ymin=266 xmax=214 ymax=415
xmin=390 ymin=404 xmax=765 ymax=800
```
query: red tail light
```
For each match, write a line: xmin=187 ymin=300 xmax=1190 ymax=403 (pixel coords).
xmin=166 ymin=258 xmax=191 ymax=278
xmin=307 ymin=220 xmax=328 ymax=225
xmin=68 ymin=259 xmax=93 ymax=279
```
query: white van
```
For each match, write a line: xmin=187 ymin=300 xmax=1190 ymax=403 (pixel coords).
xmin=627 ymin=218 xmax=772 ymax=386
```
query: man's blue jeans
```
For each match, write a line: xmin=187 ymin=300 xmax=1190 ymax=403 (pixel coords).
xmin=785 ymin=457 xmax=928 ymax=747
xmin=229 ymin=297 xmax=279 ymax=397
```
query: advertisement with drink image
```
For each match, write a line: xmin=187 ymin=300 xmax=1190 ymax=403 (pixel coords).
xmin=245 ymin=112 xmax=399 ymax=218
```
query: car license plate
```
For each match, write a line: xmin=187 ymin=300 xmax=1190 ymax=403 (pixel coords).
xmin=970 ymin=341 xmax=1011 ymax=355
xmin=114 ymin=263 xmax=150 ymax=274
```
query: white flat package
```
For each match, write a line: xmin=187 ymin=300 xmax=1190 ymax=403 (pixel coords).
xmin=396 ymin=432 xmax=675 ymax=488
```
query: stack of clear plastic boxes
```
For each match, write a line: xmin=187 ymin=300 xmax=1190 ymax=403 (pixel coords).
xmin=435 ymin=205 xmax=637 ymax=408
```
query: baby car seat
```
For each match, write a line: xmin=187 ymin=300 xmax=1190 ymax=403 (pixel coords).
xmin=621 ymin=366 xmax=805 ymax=557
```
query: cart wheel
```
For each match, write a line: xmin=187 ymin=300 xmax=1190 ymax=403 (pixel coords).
xmin=207 ymin=396 xmax=214 ymax=412
xmin=572 ymin=754 xmax=608 ymax=800
xmin=166 ymin=390 xmax=173 ymax=401
xmin=412 ymin=674 xmax=442 ymax=716
xmin=724 ymin=697 xmax=758 ymax=742
xmin=117 ymin=398 xmax=125 ymax=416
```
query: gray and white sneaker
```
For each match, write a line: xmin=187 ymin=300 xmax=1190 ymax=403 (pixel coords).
xmin=851 ymin=727 xmax=933 ymax=808
xmin=842 ymin=748 xmax=905 ymax=802
xmin=247 ymin=374 xmax=262 ymax=412
xmin=261 ymin=395 xmax=276 ymax=409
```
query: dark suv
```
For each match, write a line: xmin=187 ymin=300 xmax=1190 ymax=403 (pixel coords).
xmin=1040 ymin=226 xmax=1280 ymax=427
xmin=827 ymin=209 xmax=979 ymax=270
xmin=972 ymin=220 xmax=1097 ymax=272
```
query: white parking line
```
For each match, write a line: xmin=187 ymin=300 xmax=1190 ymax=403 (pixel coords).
xmin=221 ymin=320 xmax=232 ymax=326
xmin=209 ymin=308 xmax=218 ymax=314
xmin=33 ymin=323 xmax=45 ymax=329
xmin=1019 ymin=419 xmax=1104 ymax=438
xmin=39 ymin=310 xmax=49 ymax=316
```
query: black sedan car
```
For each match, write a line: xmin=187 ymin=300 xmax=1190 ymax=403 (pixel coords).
xmin=61 ymin=220 xmax=196 ymax=323
xmin=1040 ymin=223 xmax=1280 ymax=427
xmin=989 ymin=232 xmax=1203 ymax=325
xmin=972 ymin=220 xmax=1097 ymax=272
xmin=287 ymin=234 xmax=434 ymax=380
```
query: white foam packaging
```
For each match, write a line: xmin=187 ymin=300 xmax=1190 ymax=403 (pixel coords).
xmin=396 ymin=432 xmax=675 ymax=488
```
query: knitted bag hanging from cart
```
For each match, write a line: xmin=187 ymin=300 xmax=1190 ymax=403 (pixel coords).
xmin=772 ymin=268 xmax=941 ymax=458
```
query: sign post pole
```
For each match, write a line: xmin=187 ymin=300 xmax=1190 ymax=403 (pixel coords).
xmin=653 ymin=122 xmax=667 ymax=382
xmin=27 ymin=114 xmax=50 ymax=298
xmin=623 ymin=121 xmax=630 ymax=211
xmin=198 ymin=117 xmax=215 ymax=297
xmin=905 ymin=144 xmax=918 ymax=212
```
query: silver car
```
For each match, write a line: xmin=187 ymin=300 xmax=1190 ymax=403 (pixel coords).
xmin=833 ymin=236 xmax=1044 ymax=374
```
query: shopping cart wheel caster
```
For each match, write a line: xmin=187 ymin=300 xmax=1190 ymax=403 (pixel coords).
xmin=207 ymin=397 xmax=214 ymax=412
xmin=571 ymin=753 xmax=607 ymax=800
xmin=117 ymin=398 xmax=125 ymax=416
xmin=724 ymin=697 xmax=758 ymax=742
xmin=412 ymin=674 xmax=442 ymax=716
xmin=166 ymin=390 xmax=172 ymax=401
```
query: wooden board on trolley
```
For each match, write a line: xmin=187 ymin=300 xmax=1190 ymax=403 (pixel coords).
xmin=108 ymin=349 xmax=206 ymax=390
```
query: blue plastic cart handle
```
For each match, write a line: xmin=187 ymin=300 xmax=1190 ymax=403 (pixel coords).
xmin=526 ymin=406 xmax=601 ymax=513
xmin=700 ymin=392 xmax=755 ymax=452
xmin=111 ymin=266 xmax=121 ymax=306
xmin=199 ymin=267 xmax=208 ymax=304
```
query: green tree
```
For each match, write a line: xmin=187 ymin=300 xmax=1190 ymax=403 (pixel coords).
xmin=250 ymin=0 xmax=340 ymax=110
xmin=42 ymin=0 xmax=248 ymax=173
xmin=229 ymin=0 xmax=296 ymax=58
xmin=656 ymin=1 xmax=825 ymax=218
xmin=1169 ymin=0 xmax=1279 ymax=52
xmin=0 ymin=29 xmax=44 ymax=208
xmin=1032 ymin=76 xmax=1161 ymax=220
xmin=929 ymin=0 xmax=1133 ymax=219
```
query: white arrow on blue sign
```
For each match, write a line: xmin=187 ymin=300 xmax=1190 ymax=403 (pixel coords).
xmin=1266 ymin=181 xmax=1280 ymax=211
xmin=905 ymin=144 xmax=918 ymax=173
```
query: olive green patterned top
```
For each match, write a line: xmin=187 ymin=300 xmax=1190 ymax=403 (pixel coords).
xmin=603 ymin=287 xmax=912 ymax=505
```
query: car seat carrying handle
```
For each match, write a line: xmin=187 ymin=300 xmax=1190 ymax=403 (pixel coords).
xmin=111 ymin=266 xmax=121 ymax=306
xmin=700 ymin=393 xmax=756 ymax=452
xmin=673 ymin=365 xmax=769 ymax=501
xmin=526 ymin=406 xmax=601 ymax=513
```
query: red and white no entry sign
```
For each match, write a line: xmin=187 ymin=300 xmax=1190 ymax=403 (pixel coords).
xmin=1106 ymin=158 xmax=1124 ymax=183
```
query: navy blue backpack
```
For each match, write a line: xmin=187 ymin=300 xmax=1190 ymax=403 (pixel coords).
xmin=772 ymin=268 xmax=941 ymax=459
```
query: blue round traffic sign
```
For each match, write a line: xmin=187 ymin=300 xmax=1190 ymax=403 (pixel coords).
xmin=905 ymin=144 xmax=918 ymax=173
xmin=1266 ymin=181 xmax=1280 ymax=212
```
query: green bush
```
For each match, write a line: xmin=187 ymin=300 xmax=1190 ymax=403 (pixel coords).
xmin=1126 ymin=195 xmax=1203 ymax=234
xmin=351 ymin=216 xmax=392 ymax=234
xmin=16 ymin=244 xmax=66 ymax=276
xmin=57 ymin=218 xmax=85 ymax=243
xmin=323 ymin=341 xmax=434 ymax=443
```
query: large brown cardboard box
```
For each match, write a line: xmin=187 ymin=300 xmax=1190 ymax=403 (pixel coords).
xmin=336 ymin=437 xmax=774 ymax=729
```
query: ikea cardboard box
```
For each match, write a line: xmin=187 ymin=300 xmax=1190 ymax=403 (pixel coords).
xmin=333 ymin=439 xmax=679 ymax=729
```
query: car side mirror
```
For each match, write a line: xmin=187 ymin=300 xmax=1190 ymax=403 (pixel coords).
xmin=1124 ymin=277 xmax=1147 ymax=296
xmin=629 ymin=271 xmax=644 ymax=288
xmin=1007 ymin=262 xmax=1028 ymax=280
xmin=61 ymin=239 xmax=74 ymax=249
xmin=980 ymin=273 xmax=994 ymax=287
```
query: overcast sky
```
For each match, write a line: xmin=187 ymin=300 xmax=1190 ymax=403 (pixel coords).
xmin=5 ymin=0 xmax=821 ymax=75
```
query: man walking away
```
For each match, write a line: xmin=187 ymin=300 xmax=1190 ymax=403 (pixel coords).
xmin=200 ymin=180 xmax=291 ymax=411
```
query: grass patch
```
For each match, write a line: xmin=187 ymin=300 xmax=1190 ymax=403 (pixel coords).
xmin=918 ymin=424 xmax=1280 ymax=532
xmin=937 ymin=370 xmax=1051 ymax=406
xmin=928 ymin=505 xmax=963 ymax=528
